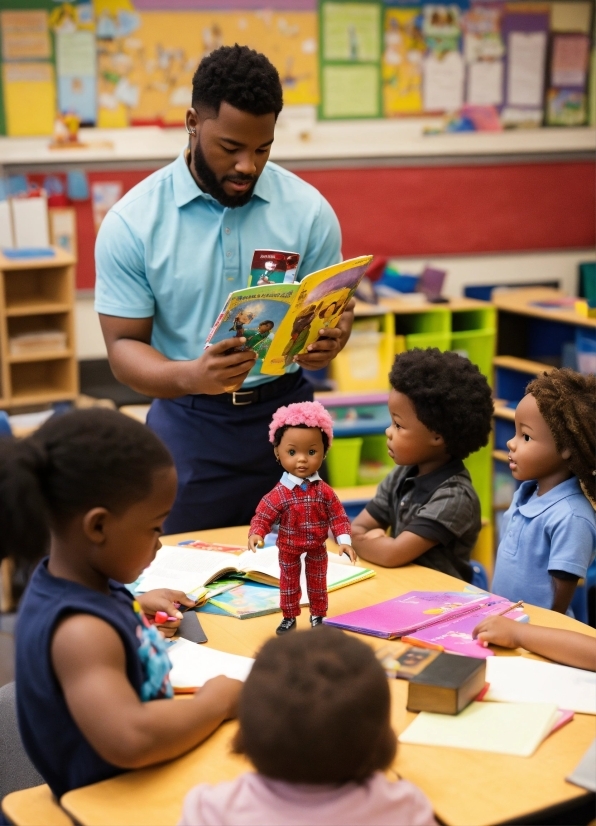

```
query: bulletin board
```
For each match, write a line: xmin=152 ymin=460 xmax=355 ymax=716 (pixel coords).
xmin=0 ymin=0 xmax=593 ymax=133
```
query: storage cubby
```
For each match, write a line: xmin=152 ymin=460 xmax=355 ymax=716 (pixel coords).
xmin=329 ymin=310 xmax=394 ymax=392
xmin=0 ymin=248 xmax=78 ymax=409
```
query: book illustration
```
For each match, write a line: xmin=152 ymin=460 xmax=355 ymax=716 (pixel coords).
xmin=205 ymin=256 xmax=373 ymax=377
xmin=207 ymin=580 xmax=282 ymax=619
xmin=248 ymin=249 xmax=301 ymax=286
xmin=178 ymin=540 xmax=247 ymax=555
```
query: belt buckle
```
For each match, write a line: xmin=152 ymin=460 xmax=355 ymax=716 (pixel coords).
xmin=232 ymin=390 xmax=254 ymax=406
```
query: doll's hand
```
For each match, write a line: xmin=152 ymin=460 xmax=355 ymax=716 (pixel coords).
xmin=338 ymin=544 xmax=357 ymax=564
xmin=248 ymin=534 xmax=264 ymax=553
xmin=138 ymin=589 xmax=195 ymax=638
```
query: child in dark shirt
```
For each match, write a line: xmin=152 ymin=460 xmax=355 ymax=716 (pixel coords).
xmin=0 ymin=409 xmax=240 ymax=798
xmin=353 ymin=348 xmax=493 ymax=580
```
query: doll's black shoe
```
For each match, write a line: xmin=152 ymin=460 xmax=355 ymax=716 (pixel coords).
xmin=276 ymin=617 xmax=297 ymax=635
xmin=310 ymin=615 xmax=324 ymax=627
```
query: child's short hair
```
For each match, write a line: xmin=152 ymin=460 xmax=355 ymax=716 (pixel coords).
xmin=527 ymin=368 xmax=596 ymax=506
xmin=390 ymin=348 xmax=493 ymax=459
xmin=0 ymin=408 xmax=173 ymax=599
xmin=233 ymin=627 xmax=396 ymax=784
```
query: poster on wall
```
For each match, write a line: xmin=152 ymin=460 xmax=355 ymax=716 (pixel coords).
xmin=501 ymin=10 xmax=549 ymax=127
xmin=383 ymin=7 xmax=425 ymax=116
xmin=91 ymin=181 xmax=123 ymax=233
xmin=422 ymin=4 xmax=464 ymax=112
xmin=545 ymin=32 xmax=589 ymax=126
xmin=463 ymin=2 xmax=504 ymax=107
xmin=319 ymin=0 xmax=382 ymax=118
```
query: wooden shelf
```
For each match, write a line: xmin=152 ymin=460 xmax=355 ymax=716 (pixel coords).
xmin=8 ymin=389 xmax=78 ymax=407
xmin=0 ymin=247 xmax=74 ymax=270
xmin=8 ymin=349 xmax=72 ymax=364
xmin=493 ymin=406 xmax=515 ymax=421
xmin=493 ymin=355 xmax=554 ymax=375
xmin=5 ymin=300 xmax=71 ymax=317
xmin=492 ymin=287 xmax=596 ymax=329
xmin=493 ymin=449 xmax=510 ymax=463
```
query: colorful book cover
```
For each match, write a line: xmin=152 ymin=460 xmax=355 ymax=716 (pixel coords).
xmin=248 ymin=249 xmax=300 ymax=286
xmin=204 ymin=255 xmax=372 ymax=377
xmin=178 ymin=539 xmax=246 ymax=555
xmin=403 ymin=598 xmax=528 ymax=659
xmin=207 ymin=580 xmax=282 ymax=619
xmin=324 ymin=591 xmax=489 ymax=639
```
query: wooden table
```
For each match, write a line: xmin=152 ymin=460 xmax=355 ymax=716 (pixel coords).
xmin=4 ymin=526 xmax=595 ymax=826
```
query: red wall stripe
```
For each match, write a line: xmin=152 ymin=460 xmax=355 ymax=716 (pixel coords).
xmin=295 ymin=161 xmax=596 ymax=260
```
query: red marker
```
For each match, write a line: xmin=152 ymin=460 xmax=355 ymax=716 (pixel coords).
xmin=154 ymin=611 xmax=178 ymax=624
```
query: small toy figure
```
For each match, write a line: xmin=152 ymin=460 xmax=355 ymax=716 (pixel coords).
xmin=249 ymin=401 xmax=356 ymax=635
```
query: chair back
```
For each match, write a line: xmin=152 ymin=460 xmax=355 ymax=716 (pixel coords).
xmin=0 ymin=682 xmax=43 ymax=800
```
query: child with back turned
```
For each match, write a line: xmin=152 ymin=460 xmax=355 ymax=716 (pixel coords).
xmin=0 ymin=409 xmax=241 ymax=799
xmin=491 ymin=368 xmax=596 ymax=615
xmin=352 ymin=349 xmax=493 ymax=581
xmin=179 ymin=626 xmax=436 ymax=826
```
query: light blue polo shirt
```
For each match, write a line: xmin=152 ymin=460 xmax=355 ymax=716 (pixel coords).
xmin=94 ymin=151 xmax=341 ymax=387
xmin=492 ymin=477 xmax=596 ymax=613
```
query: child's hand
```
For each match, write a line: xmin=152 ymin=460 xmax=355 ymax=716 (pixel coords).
xmin=248 ymin=534 xmax=264 ymax=553
xmin=138 ymin=589 xmax=195 ymax=638
xmin=473 ymin=616 xmax=522 ymax=649
xmin=196 ymin=676 xmax=243 ymax=720
xmin=338 ymin=544 xmax=357 ymax=564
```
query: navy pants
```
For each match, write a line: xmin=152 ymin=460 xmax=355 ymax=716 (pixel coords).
xmin=147 ymin=371 xmax=313 ymax=534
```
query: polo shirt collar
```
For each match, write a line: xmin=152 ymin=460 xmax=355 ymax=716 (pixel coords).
xmin=517 ymin=476 xmax=582 ymax=517
xmin=399 ymin=458 xmax=467 ymax=504
xmin=280 ymin=471 xmax=321 ymax=490
xmin=172 ymin=151 xmax=272 ymax=208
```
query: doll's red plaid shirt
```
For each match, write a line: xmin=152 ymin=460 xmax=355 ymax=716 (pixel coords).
xmin=250 ymin=479 xmax=351 ymax=552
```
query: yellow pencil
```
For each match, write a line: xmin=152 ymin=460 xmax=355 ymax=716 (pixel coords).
xmin=497 ymin=600 xmax=524 ymax=617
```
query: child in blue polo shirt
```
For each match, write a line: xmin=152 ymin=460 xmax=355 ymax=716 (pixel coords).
xmin=492 ymin=368 xmax=596 ymax=615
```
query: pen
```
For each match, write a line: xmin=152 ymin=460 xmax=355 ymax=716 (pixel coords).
xmin=154 ymin=611 xmax=179 ymax=624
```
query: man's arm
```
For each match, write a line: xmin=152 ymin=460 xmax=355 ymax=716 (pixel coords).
xmin=352 ymin=508 xmax=437 ymax=567
xmin=99 ymin=315 xmax=257 ymax=398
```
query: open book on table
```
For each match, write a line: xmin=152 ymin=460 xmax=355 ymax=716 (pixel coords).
xmin=204 ymin=255 xmax=372 ymax=376
xmin=167 ymin=638 xmax=254 ymax=693
xmin=135 ymin=544 xmax=375 ymax=603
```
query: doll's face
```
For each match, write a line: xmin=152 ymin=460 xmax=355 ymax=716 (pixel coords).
xmin=275 ymin=427 xmax=325 ymax=478
xmin=507 ymin=393 xmax=571 ymax=493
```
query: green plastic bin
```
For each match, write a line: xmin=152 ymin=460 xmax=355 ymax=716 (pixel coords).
xmin=450 ymin=329 xmax=496 ymax=380
xmin=326 ymin=437 xmax=363 ymax=488
xmin=357 ymin=433 xmax=393 ymax=485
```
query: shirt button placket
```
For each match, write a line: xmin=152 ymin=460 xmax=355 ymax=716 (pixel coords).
xmin=223 ymin=213 xmax=238 ymax=283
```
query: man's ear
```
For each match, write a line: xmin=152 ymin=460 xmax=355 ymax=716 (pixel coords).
xmin=82 ymin=507 xmax=110 ymax=545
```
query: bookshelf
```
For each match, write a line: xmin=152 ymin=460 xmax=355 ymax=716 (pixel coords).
xmin=0 ymin=248 xmax=79 ymax=410
xmin=490 ymin=287 xmax=596 ymax=557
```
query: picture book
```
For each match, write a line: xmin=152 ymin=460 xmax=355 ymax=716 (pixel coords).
xmin=135 ymin=545 xmax=375 ymax=603
xmin=402 ymin=597 xmax=528 ymax=659
xmin=399 ymin=701 xmax=559 ymax=758
xmin=247 ymin=249 xmax=300 ymax=286
xmin=324 ymin=590 xmax=527 ymax=656
xmin=205 ymin=580 xmax=283 ymax=619
xmin=167 ymin=638 xmax=254 ymax=693
xmin=204 ymin=255 xmax=373 ymax=377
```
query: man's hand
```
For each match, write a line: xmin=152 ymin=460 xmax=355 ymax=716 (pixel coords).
xmin=294 ymin=299 xmax=355 ymax=371
xmin=195 ymin=338 xmax=257 ymax=394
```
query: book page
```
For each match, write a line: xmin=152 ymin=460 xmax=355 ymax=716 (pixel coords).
xmin=399 ymin=701 xmax=558 ymax=757
xmin=485 ymin=657 xmax=596 ymax=715
xmin=168 ymin=638 xmax=254 ymax=691
xmin=136 ymin=546 xmax=238 ymax=593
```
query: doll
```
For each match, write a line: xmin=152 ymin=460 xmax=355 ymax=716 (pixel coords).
xmin=249 ymin=401 xmax=356 ymax=635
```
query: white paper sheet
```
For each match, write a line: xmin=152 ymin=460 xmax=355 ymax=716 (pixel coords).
xmin=423 ymin=51 xmax=464 ymax=112
xmin=485 ymin=657 xmax=596 ymax=715
xmin=467 ymin=60 xmax=503 ymax=105
xmin=168 ymin=638 xmax=254 ymax=690
xmin=507 ymin=31 xmax=547 ymax=107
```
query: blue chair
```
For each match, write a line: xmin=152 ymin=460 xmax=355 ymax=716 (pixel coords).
xmin=570 ymin=559 xmax=596 ymax=626
xmin=470 ymin=560 xmax=489 ymax=592
xmin=0 ymin=411 xmax=12 ymax=437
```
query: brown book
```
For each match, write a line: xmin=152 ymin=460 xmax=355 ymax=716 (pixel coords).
xmin=377 ymin=643 xmax=486 ymax=714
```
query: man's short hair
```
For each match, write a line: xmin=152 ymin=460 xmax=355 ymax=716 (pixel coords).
xmin=192 ymin=45 xmax=283 ymax=117
xmin=390 ymin=348 xmax=493 ymax=459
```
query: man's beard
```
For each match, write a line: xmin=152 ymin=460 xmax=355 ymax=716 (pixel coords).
xmin=193 ymin=138 xmax=257 ymax=209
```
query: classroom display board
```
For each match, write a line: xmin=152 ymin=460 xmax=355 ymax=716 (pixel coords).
xmin=0 ymin=0 xmax=592 ymax=133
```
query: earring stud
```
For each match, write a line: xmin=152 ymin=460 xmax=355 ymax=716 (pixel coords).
xmin=186 ymin=126 xmax=196 ymax=136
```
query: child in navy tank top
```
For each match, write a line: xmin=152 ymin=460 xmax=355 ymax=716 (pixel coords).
xmin=0 ymin=409 xmax=241 ymax=798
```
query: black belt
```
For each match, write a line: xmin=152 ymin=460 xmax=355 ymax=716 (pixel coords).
xmin=175 ymin=370 xmax=303 ymax=408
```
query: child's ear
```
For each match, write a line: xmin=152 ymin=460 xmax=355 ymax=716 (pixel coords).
xmin=561 ymin=448 xmax=571 ymax=460
xmin=82 ymin=507 xmax=110 ymax=544
xmin=431 ymin=432 xmax=445 ymax=446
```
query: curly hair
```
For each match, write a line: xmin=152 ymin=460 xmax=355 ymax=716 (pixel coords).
xmin=389 ymin=348 xmax=493 ymax=459
xmin=192 ymin=45 xmax=283 ymax=116
xmin=233 ymin=627 xmax=396 ymax=784
xmin=526 ymin=368 xmax=596 ymax=506
xmin=269 ymin=401 xmax=334 ymax=447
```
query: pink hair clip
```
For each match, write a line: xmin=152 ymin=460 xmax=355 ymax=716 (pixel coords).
xmin=269 ymin=401 xmax=334 ymax=446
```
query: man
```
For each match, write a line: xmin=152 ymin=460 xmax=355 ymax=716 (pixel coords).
xmin=95 ymin=45 xmax=352 ymax=533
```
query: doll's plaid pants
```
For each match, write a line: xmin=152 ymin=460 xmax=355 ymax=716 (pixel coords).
xmin=278 ymin=544 xmax=328 ymax=618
